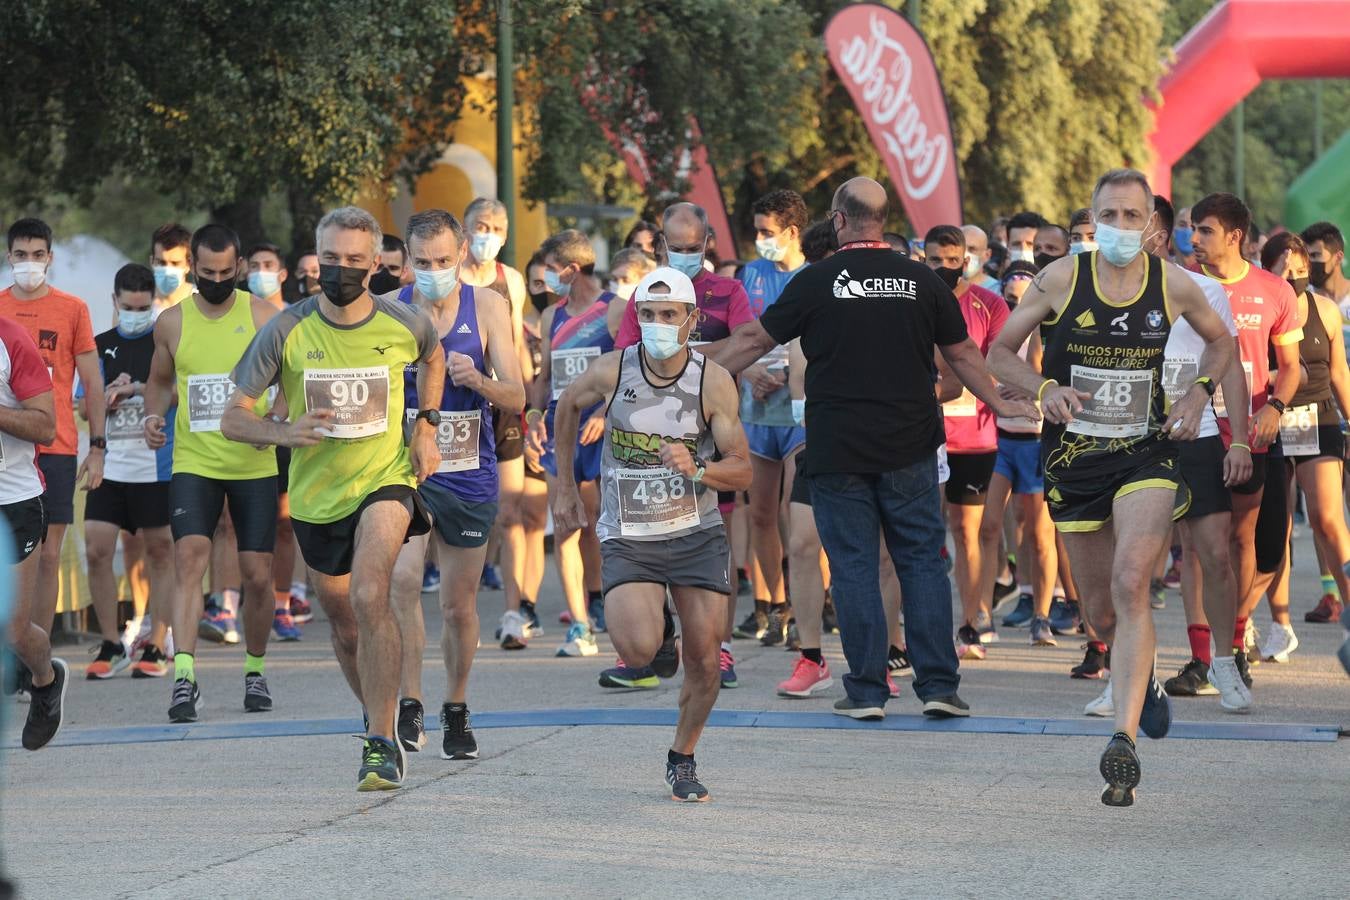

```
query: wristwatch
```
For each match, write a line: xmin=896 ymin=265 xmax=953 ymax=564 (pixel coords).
xmin=1267 ymin=397 xmax=1288 ymax=414
xmin=691 ymin=455 xmax=708 ymax=483
xmin=89 ymin=436 xmax=107 ymax=450
xmin=1193 ymin=376 xmax=1216 ymax=397
xmin=415 ymin=409 xmax=442 ymax=427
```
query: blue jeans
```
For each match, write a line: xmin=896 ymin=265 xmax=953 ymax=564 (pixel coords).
xmin=808 ymin=456 xmax=960 ymax=704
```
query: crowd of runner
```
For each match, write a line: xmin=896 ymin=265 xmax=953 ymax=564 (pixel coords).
xmin=2 ymin=166 xmax=1348 ymax=805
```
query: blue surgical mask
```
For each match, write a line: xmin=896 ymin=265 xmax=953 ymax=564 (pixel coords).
xmin=1173 ymin=226 xmax=1194 ymax=256
xmin=543 ymin=267 xmax=572 ymax=298
xmin=666 ymin=240 xmax=706 ymax=280
xmin=247 ymin=271 xmax=280 ymax=298
xmin=756 ymin=236 xmax=787 ymax=263
xmin=470 ymin=233 xmax=503 ymax=262
xmin=640 ymin=315 xmax=691 ymax=360
xmin=118 ymin=308 xmax=154 ymax=336
xmin=153 ymin=265 xmax=187 ymax=296
xmin=414 ymin=265 xmax=458 ymax=301
xmin=1069 ymin=240 xmax=1097 ymax=255
xmin=1095 ymin=221 xmax=1145 ymax=267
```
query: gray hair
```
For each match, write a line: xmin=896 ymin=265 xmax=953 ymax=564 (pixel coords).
xmin=661 ymin=202 xmax=709 ymax=240
xmin=541 ymin=228 xmax=596 ymax=271
xmin=464 ymin=197 xmax=508 ymax=228
xmin=316 ymin=206 xmax=382 ymax=260
xmin=609 ymin=247 xmax=657 ymax=278
xmin=1092 ymin=168 xmax=1153 ymax=213
xmin=406 ymin=209 xmax=465 ymax=254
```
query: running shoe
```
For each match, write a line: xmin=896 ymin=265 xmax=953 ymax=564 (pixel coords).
xmin=719 ymin=648 xmax=739 ymax=689
xmin=131 ymin=645 xmax=169 ymax=678
xmin=556 ymin=623 xmax=599 ymax=657
xmin=1001 ymin=594 xmax=1034 ymax=628
xmin=736 ymin=568 xmax=750 ymax=596
xmin=1244 ymin=618 xmax=1260 ymax=662
xmin=357 ymin=736 xmax=403 ymax=791
xmin=887 ymin=645 xmax=913 ymax=678
xmin=1163 ymin=563 xmax=1182 ymax=590
xmin=499 ymin=610 xmax=529 ymax=650
xmin=422 ymin=562 xmax=440 ymax=593
xmin=198 ymin=602 xmax=228 ymax=643
xmin=821 ymin=598 xmax=839 ymax=635
xmin=784 ymin=621 xmax=801 ymax=651
xmin=922 ymin=694 xmax=970 ymax=718
xmin=1149 ymin=578 xmax=1166 ymax=610
xmin=1234 ymin=649 xmax=1253 ymax=689
xmin=1084 ymin=678 xmax=1113 ymax=717
xmin=778 ymin=657 xmax=832 ymax=698
xmin=652 ymin=633 xmax=680 ymax=679
xmin=244 ymin=673 xmax=273 ymax=712
xmin=398 ymin=698 xmax=427 ymax=752
xmin=667 ymin=755 xmax=710 ymax=802
xmin=1029 ymin=616 xmax=1057 ymax=646
xmin=1071 ymin=643 xmax=1109 ymax=679
xmin=86 ymin=639 xmax=129 ymax=680
xmin=991 ymin=577 xmax=1019 ymax=613
xmin=519 ymin=599 xmax=543 ymax=637
xmin=887 ymin=672 xmax=900 ymax=698
xmin=1304 ymin=593 xmax=1342 ymax=623
xmin=599 ymin=659 xmax=660 ymax=690
xmin=1099 ymin=732 xmax=1140 ymax=808
xmin=974 ymin=609 xmax=999 ymax=644
xmin=289 ymin=594 xmax=314 ymax=624
xmin=480 ymin=564 xmax=503 ymax=591
xmin=272 ymin=609 xmax=302 ymax=642
xmin=733 ymin=609 xmax=768 ymax=640
xmin=1139 ymin=672 xmax=1171 ymax=739
xmin=760 ymin=608 xmax=789 ymax=646
xmin=587 ymin=595 xmax=606 ymax=633
xmin=1049 ymin=598 xmax=1083 ymax=635
xmin=168 ymin=677 xmax=202 ymax=723
xmin=1207 ymin=655 xmax=1252 ymax=713
xmin=1259 ymin=622 xmax=1299 ymax=662
xmin=21 ymin=659 xmax=68 ymax=750
xmin=956 ymin=623 xmax=986 ymax=661
xmin=1164 ymin=658 xmax=1217 ymax=697
xmin=219 ymin=609 xmax=240 ymax=644
xmin=832 ymin=697 xmax=885 ymax=720
xmin=559 ymin=609 xmax=573 ymax=624
xmin=440 ymin=703 xmax=479 ymax=760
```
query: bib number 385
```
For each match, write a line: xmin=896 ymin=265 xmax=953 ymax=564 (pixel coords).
xmin=304 ymin=367 xmax=390 ymax=439
xmin=1066 ymin=365 xmax=1153 ymax=439
xmin=615 ymin=467 xmax=699 ymax=537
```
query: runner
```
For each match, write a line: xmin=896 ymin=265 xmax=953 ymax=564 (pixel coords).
xmin=83 ymin=264 xmax=177 ymax=680
xmin=988 ymin=169 xmax=1234 ymax=806
xmin=1172 ymin=207 xmax=1197 ymax=269
xmin=604 ymin=248 xmax=657 ymax=337
xmin=1003 ymin=212 xmax=1046 ymax=269
xmin=293 ymin=250 xmax=322 ymax=300
xmin=1 ymin=218 xmax=107 ymax=676
xmin=551 ymin=266 xmax=751 ymax=801
xmin=961 ymin=225 xmax=1002 ymax=293
xmin=1069 ymin=209 xmax=1096 ymax=255
xmin=222 ymin=205 xmax=443 ymax=791
xmin=1034 ymin=223 xmax=1069 ymax=270
xmin=150 ymin=223 xmax=195 ymax=315
xmin=0 ymin=314 xmax=63 ymax=748
xmin=142 ymin=224 xmax=280 ymax=722
xmin=387 ymin=209 xmax=524 ymax=758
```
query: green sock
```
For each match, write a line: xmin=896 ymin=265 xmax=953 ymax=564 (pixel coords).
xmin=1321 ymin=574 xmax=1339 ymax=599
xmin=174 ymin=652 xmax=195 ymax=683
xmin=244 ymin=653 xmax=265 ymax=676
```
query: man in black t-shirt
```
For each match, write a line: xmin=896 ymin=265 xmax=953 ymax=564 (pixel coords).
xmin=716 ymin=177 xmax=1036 ymax=720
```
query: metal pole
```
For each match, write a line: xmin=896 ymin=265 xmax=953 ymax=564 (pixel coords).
xmin=496 ymin=0 xmax=516 ymax=267
xmin=908 ymin=0 xmax=921 ymax=26
xmin=1314 ymin=79 xmax=1324 ymax=157
xmin=1234 ymin=100 xmax=1245 ymax=200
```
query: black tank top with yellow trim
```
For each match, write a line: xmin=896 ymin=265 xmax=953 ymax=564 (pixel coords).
xmin=1039 ymin=251 xmax=1174 ymax=479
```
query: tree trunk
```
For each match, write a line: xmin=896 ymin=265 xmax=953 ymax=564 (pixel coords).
xmin=287 ymin=187 xmax=325 ymax=267
xmin=210 ymin=197 xmax=265 ymax=254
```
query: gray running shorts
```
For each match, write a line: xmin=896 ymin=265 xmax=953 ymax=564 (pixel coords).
xmin=601 ymin=526 xmax=731 ymax=596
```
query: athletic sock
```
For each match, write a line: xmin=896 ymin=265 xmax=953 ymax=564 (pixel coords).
xmin=222 ymin=588 xmax=240 ymax=614
xmin=1017 ymin=583 xmax=1031 ymax=597
xmin=274 ymin=590 xmax=290 ymax=611
xmin=1321 ymin=574 xmax=1338 ymax=599
xmin=801 ymin=647 xmax=824 ymax=665
xmin=754 ymin=599 xmax=770 ymax=615
xmin=1187 ymin=624 xmax=1213 ymax=665
xmin=244 ymin=653 xmax=265 ymax=676
xmin=668 ymin=748 xmax=693 ymax=765
xmin=174 ymin=652 xmax=196 ymax=683
xmin=290 ymin=580 xmax=308 ymax=600
xmin=720 ymin=641 xmax=732 ymax=654
xmin=1233 ymin=616 xmax=1248 ymax=650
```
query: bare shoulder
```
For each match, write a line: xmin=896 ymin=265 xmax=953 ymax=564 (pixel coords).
xmin=154 ymin=304 xmax=183 ymax=344
xmin=1313 ymin=292 xmax=1341 ymax=329
xmin=1160 ymin=259 xmax=1206 ymax=308
xmin=699 ymin=352 xmax=738 ymax=397
xmin=251 ymin=296 xmax=280 ymax=326
xmin=473 ymin=284 xmax=510 ymax=316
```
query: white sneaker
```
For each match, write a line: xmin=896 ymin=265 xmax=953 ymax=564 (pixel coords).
xmin=499 ymin=611 xmax=528 ymax=650
xmin=1207 ymin=654 xmax=1252 ymax=713
xmin=1243 ymin=618 xmax=1259 ymax=656
xmin=1084 ymin=677 xmax=1114 ymax=717
xmin=556 ymin=623 xmax=598 ymax=657
xmin=1258 ymin=622 xmax=1298 ymax=663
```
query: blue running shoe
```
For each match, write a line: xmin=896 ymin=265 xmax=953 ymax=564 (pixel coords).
xmin=719 ymin=648 xmax=739 ymax=688
xmin=1001 ymin=594 xmax=1034 ymax=628
xmin=1139 ymin=671 xmax=1172 ymax=739
xmin=272 ymin=609 xmax=302 ymax=642
xmin=588 ymin=594 xmax=606 ymax=632
xmin=480 ymin=564 xmax=503 ymax=591
xmin=1049 ymin=598 xmax=1082 ymax=635
xmin=422 ymin=562 xmax=441 ymax=593
xmin=598 ymin=659 xmax=659 ymax=689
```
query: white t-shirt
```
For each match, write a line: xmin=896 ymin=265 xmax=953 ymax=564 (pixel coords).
xmin=1162 ymin=269 xmax=1238 ymax=440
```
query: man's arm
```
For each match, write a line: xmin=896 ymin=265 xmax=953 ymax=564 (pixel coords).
xmin=550 ymin=352 xmax=621 ymax=533
xmin=220 ymin=389 xmax=329 ymax=448
xmin=1319 ymin=296 xmax=1350 ymax=421
xmin=504 ymin=267 xmax=534 ymax=387
xmin=988 ymin=260 xmax=1085 ymax=423
xmin=143 ymin=308 xmax=179 ymax=422
xmin=658 ymin=361 xmax=751 ymax=492
xmin=73 ymin=349 xmax=107 ymax=488
xmin=464 ymin=289 xmax=526 ymax=413
xmin=704 ymin=319 xmax=778 ymax=376
xmin=933 ymin=350 xmax=963 ymax=403
xmin=0 ymin=392 xmax=55 ymax=445
xmin=1162 ymin=269 xmax=1235 ymax=441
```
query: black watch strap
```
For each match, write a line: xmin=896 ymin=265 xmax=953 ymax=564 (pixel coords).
xmin=1268 ymin=397 xmax=1288 ymax=414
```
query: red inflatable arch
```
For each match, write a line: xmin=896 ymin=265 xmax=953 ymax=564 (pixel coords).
xmin=1149 ymin=0 xmax=1350 ymax=199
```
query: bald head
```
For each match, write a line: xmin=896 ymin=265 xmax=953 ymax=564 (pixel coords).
xmin=832 ymin=178 xmax=888 ymax=233
xmin=662 ymin=202 xmax=709 ymax=245
xmin=962 ymin=225 xmax=988 ymax=255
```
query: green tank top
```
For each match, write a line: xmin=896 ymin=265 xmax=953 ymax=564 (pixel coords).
xmin=173 ymin=290 xmax=277 ymax=480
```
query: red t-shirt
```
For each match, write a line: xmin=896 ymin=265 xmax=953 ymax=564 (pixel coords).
xmin=0 ymin=285 xmax=97 ymax=455
xmin=1202 ymin=262 xmax=1301 ymax=451
xmin=942 ymin=284 xmax=1007 ymax=453
xmin=0 ymin=316 xmax=54 ymax=502
xmin=614 ymin=269 xmax=755 ymax=349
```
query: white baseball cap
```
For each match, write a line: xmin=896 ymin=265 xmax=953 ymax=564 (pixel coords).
xmin=634 ymin=266 xmax=697 ymax=306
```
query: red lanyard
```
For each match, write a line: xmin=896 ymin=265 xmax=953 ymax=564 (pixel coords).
xmin=838 ymin=240 xmax=891 ymax=251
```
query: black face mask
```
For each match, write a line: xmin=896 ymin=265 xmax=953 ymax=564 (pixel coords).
xmin=1287 ymin=276 xmax=1310 ymax=296
xmin=1309 ymin=259 xmax=1332 ymax=289
xmin=196 ymin=274 xmax=236 ymax=305
xmin=368 ymin=268 xmax=401 ymax=296
xmin=529 ymin=291 xmax=553 ymax=313
xmin=319 ymin=264 xmax=369 ymax=307
xmin=934 ymin=266 xmax=962 ymax=290
xmin=1034 ymin=252 xmax=1063 ymax=271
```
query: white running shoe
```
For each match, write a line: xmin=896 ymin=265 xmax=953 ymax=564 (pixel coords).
xmin=556 ymin=623 xmax=599 ymax=657
xmin=1258 ymin=622 xmax=1298 ymax=663
xmin=1243 ymin=617 xmax=1259 ymax=656
xmin=1207 ymin=654 xmax=1252 ymax=712
xmin=1084 ymin=677 xmax=1114 ymax=717
xmin=499 ymin=610 xmax=528 ymax=650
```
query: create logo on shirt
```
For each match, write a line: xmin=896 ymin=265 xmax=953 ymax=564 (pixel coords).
xmin=37 ymin=330 xmax=57 ymax=351
xmin=831 ymin=269 xmax=917 ymax=300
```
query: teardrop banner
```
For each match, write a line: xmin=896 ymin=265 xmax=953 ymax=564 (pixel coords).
xmin=823 ymin=2 xmax=963 ymax=235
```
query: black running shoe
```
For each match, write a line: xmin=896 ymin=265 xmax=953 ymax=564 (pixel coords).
xmin=821 ymin=598 xmax=839 ymax=635
xmin=1234 ymin=649 xmax=1253 ymax=689
xmin=666 ymin=755 xmax=710 ymax=802
xmin=357 ymin=737 xmax=403 ymax=792
xmin=398 ymin=698 xmax=427 ymax=752
xmin=21 ymin=658 xmax=68 ymax=751
xmin=760 ymin=608 xmax=789 ymax=646
xmin=168 ymin=677 xmax=202 ymax=723
xmin=887 ymin=645 xmax=913 ymax=678
xmin=1071 ymin=644 xmax=1109 ymax=679
xmin=733 ymin=610 xmax=768 ymax=640
xmin=1139 ymin=673 xmax=1172 ymax=739
xmin=922 ymin=693 xmax=970 ymax=718
xmin=519 ymin=599 xmax=542 ymax=636
xmin=440 ymin=703 xmax=479 ymax=760
xmin=652 ymin=634 xmax=680 ymax=679
xmin=784 ymin=621 xmax=800 ymax=651
xmin=243 ymin=673 xmax=273 ymax=712
xmin=1163 ymin=657 xmax=1218 ymax=697
xmin=1099 ymin=731 xmax=1140 ymax=807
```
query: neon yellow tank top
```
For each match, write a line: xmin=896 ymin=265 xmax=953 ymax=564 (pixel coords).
xmin=172 ymin=290 xmax=277 ymax=480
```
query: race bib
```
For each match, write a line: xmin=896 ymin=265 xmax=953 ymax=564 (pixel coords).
xmin=615 ymin=467 xmax=700 ymax=537
xmin=304 ymin=366 xmax=389 ymax=439
xmin=944 ymin=387 xmax=977 ymax=417
xmin=551 ymin=347 xmax=601 ymax=400
xmin=1161 ymin=356 xmax=1199 ymax=405
xmin=1278 ymin=402 xmax=1320 ymax=456
xmin=407 ymin=408 xmax=482 ymax=472
xmin=107 ymin=396 xmax=147 ymax=450
xmin=1213 ymin=361 xmax=1254 ymax=419
xmin=1066 ymin=365 xmax=1153 ymax=438
xmin=186 ymin=374 xmax=234 ymax=432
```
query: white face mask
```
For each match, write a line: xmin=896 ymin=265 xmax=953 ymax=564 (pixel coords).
xmin=1095 ymin=221 xmax=1145 ymax=267
xmin=756 ymin=235 xmax=788 ymax=263
xmin=119 ymin=308 xmax=154 ymax=336
xmin=1069 ymin=240 xmax=1098 ymax=255
xmin=1009 ymin=246 xmax=1035 ymax=264
xmin=414 ymin=265 xmax=459 ymax=301
xmin=963 ymin=252 xmax=983 ymax=280
xmin=639 ymin=311 xmax=693 ymax=360
xmin=11 ymin=260 xmax=47 ymax=292
xmin=247 ymin=271 xmax=281 ymax=298
xmin=470 ymin=233 xmax=504 ymax=263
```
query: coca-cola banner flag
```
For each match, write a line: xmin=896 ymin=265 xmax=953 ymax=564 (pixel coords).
xmin=824 ymin=3 xmax=963 ymax=235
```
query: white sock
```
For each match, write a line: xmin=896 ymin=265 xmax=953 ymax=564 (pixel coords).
xmin=221 ymin=588 xmax=240 ymax=615
xmin=1018 ymin=583 xmax=1031 ymax=596
xmin=290 ymin=580 xmax=308 ymax=600
xmin=720 ymin=641 xmax=732 ymax=653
